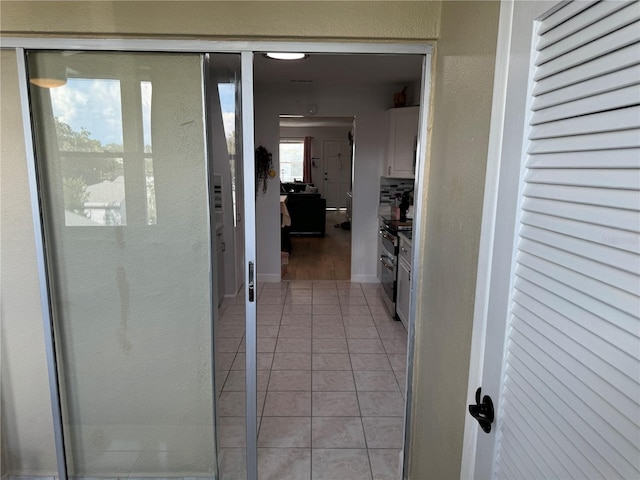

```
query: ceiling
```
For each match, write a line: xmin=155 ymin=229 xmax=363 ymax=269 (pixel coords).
xmin=261 ymin=53 xmax=423 ymax=129
xmin=254 ymin=53 xmax=424 ymax=85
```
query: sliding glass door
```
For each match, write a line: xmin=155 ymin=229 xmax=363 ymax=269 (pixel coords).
xmin=206 ymin=52 xmax=254 ymax=480
xmin=26 ymin=50 xmax=254 ymax=478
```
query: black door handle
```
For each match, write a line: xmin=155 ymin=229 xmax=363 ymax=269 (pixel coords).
xmin=469 ymin=387 xmax=494 ymax=433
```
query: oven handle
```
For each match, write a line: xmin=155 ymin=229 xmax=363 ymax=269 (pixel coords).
xmin=379 ymin=256 xmax=395 ymax=271
xmin=379 ymin=229 xmax=396 ymax=243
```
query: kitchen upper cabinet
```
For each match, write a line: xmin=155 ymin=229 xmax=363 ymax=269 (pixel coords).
xmin=384 ymin=106 xmax=419 ymax=178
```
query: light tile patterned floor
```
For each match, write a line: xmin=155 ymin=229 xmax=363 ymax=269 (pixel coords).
xmin=217 ymin=281 xmax=408 ymax=480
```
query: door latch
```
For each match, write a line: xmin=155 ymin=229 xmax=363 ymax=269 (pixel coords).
xmin=468 ymin=387 xmax=494 ymax=434
xmin=248 ymin=261 xmax=255 ymax=302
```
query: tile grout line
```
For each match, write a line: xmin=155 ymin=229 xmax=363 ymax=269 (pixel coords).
xmin=352 ymin=284 xmax=376 ymax=480
xmin=310 ymin=279 xmax=315 ymax=476
xmin=352 ymin=288 xmax=376 ymax=480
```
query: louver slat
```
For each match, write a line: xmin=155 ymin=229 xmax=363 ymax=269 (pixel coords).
xmin=532 ymin=43 xmax=640 ymax=96
xmin=525 ymin=148 xmax=640 ymax=168
xmin=507 ymin=345 xmax=634 ymax=479
xmin=525 ymin=168 xmax=640 ymax=190
xmin=510 ymin=320 xmax=640 ymax=456
xmin=494 ymin=3 xmax=640 ymax=479
xmin=523 ymin=183 xmax=640 ymax=209
xmin=537 ymin=0 xmax=599 ymax=35
xmin=526 ymin=128 xmax=640 ymax=153
xmin=520 ymin=210 xmax=640 ymax=254
xmin=514 ymin=277 xmax=639 ymax=356
xmin=533 ymin=21 xmax=640 ymax=81
xmin=529 ymin=105 xmax=640 ymax=139
xmin=512 ymin=294 xmax=640 ymax=394
xmin=522 ymin=197 xmax=640 ymax=233
xmin=532 ymin=64 xmax=640 ymax=111
xmin=535 ymin=2 xmax=640 ymax=66
xmin=518 ymin=235 xmax=639 ymax=294
xmin=530 ymin=85 xmax=640 ymax=125
xmin=517 ymin=252 xmax=639 ymax=316
xmin=537 ymin=0 xmax=635 ymax=50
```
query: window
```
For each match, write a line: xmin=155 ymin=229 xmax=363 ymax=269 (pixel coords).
xmin=50 ymin=78 xmax=128 ymax=226
xmin=45 ymin=74 xmax=157 ymax=226
xmin=279 ymin=139 xmax=304 ymax=183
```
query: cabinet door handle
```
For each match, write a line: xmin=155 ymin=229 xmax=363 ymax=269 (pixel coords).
xmin=401 ymin=247 xmax=408 ymax=253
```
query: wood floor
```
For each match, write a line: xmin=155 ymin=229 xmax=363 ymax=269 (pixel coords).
xmin=283 ymin=210 xmax=351 ymax=281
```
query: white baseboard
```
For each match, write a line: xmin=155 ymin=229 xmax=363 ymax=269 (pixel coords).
xmin=8 ymin=476 xmax=56 ymax=480
xmin=255 ymin=274 xmax=379 ymax=283
xmin=351 ymin=274 xmax=380 ymax=283
xmin=258 ymin=273 xmax=281 ymax=283
xmin=6 ymin=477 xmax=214 ymax=480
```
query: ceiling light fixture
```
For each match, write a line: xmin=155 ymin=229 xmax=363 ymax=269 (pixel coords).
xmin=29 ymin=62 xmax=67 ymax=88
xmin=29 ymin=77 xmax=67 ymax=88
xmin=264 ymin=52 xmax=308 ymax=61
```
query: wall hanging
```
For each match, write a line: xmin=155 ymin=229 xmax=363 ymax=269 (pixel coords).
xmin=255 ymin=145 xmax=274 ymax=195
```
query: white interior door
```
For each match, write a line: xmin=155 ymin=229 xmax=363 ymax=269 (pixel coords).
xmin=323 ymin=139 xmax=351 ymax=208
xmin=465 ymin=1 xmax=640 ymax=478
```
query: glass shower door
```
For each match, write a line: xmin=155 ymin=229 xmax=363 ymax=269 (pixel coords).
xmin=27 ymin=50 xmax=218 ymax=478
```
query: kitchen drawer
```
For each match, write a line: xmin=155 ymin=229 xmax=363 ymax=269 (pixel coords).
xmin=399 ymin=235 xmax=412 ymax=264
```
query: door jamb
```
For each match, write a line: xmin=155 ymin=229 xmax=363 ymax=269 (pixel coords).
xmin=460 ymin=1 xmax=564 ymax=477
xmin=460 ymin=1 xmax=516 ymax=476
xmin=15 ymin=46 xmax=69 ymax=480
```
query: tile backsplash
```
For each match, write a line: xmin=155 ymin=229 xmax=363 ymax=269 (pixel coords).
xmin=379 ymin=177 xmax=415 ymax=204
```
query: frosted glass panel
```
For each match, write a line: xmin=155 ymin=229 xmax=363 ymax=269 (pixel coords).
xmin=28 ymin=51 xmax=216 ymax=478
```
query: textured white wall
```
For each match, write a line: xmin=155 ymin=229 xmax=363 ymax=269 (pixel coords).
xmin=409 ymin=2 xmax=500 ymax=479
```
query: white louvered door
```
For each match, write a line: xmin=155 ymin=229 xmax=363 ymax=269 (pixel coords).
xmin=470 ymin=1 xmax=640 ymax=478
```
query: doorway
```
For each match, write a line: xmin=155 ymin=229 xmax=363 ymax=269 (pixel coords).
xmin=278 ymin=115 xmax=354 ymax=281
xmin=246 ymin=51 xmax=428 ymax=479
xmin=253 ymin=53 xmax=424 ymax=285
xmin=17 ymin=42 xmax=431 ymax=480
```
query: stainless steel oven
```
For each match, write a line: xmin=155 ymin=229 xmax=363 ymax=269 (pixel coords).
xmin=379 ymin=224 xmax=398 ymax=305
xmin=379 ymin=218 xmax=412 ymax=316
